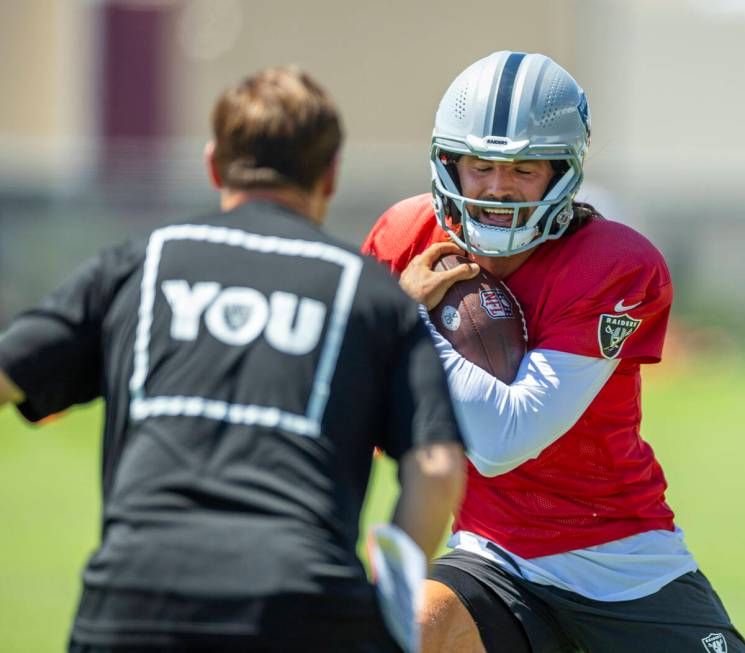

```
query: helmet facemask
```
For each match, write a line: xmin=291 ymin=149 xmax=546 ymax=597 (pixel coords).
xmin=430 ymin=144 xmax=584 ymax=257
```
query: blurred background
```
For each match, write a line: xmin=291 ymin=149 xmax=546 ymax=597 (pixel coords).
xmin=1 ymin=1 xmax=744 ymax=651
xmin=1 ymin=0 xmax=745 ymax=330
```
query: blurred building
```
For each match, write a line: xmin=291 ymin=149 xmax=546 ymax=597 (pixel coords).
xmin=1 ymin=0 xmax=743 ymax=336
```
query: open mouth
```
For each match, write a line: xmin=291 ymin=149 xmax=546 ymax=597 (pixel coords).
xmin=470 ymin=206 xmax=520 ymax=228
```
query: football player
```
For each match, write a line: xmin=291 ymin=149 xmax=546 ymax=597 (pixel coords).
xmin=363 ymin=51 xmax=745 ymax=653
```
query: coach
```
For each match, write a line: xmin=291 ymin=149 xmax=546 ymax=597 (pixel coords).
xmin=0 ymin=67 xmax=465 ymax=653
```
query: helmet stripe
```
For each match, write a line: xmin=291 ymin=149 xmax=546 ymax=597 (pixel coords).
xmin=491 ymin=52 xmax=526 ymax=137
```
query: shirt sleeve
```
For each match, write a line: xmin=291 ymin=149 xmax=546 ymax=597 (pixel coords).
xmin=529 ymin=222 xmax=673 ymax=363
xmin=0 ymin=245 xmax=131 ymax=422
xmin=361 ymin=195 xmax=448 ymax=275
xmin=380 ymin=302 xmax=464 ymax=461
xmin=422 ymin=309 xmax=617 ymax=476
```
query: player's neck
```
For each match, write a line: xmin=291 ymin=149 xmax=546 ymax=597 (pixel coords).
xmin=220 ymin=186 xmax=328 ymax=225
xmin=473 ymin=248 xmax=536 ymax=280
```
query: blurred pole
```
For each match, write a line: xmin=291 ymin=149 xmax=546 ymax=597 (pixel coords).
xmin=98 ymin=0 xmax=177 ymax=200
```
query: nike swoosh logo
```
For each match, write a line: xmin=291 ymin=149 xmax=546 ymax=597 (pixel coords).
xmin=614 ymin=300 xmax=641 ymax=312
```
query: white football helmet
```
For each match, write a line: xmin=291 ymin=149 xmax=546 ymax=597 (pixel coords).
xmin=430 ymin=51 xmax=591 ymax=257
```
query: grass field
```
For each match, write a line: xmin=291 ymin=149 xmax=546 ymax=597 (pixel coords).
xmin=1 ymin=354 xmax=744 ymax=652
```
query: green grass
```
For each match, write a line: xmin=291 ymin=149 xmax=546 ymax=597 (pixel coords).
xmin=639 ymin=356 xmax=745 ymax=620
xmin=0 ymin=407 xmax=102 ymax=653
xmin=1 ymin=356 xmax=744 ymax=651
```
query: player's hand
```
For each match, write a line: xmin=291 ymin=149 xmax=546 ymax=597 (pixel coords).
xmin=399 ymin=242 xmax=480 ymax=310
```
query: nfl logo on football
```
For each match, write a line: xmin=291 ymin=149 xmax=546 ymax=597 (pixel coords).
xmin=702 ymin=632 xmax=728 ymax=653
xmin=479 ymin=289 xmax=513 ymax=320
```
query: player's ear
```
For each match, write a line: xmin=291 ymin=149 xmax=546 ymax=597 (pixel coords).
xmin=320 ymin=152 xmax=340 ymax=199
xmin=204 ymin=140 xmax=223 ymax=190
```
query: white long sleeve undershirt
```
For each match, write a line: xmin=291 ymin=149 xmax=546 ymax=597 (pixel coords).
xmin=421 ymin=310 xmax=619 ymax=476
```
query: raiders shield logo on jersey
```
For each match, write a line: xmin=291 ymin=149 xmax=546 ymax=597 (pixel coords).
xmin=701 ymin=633 xmax=727 ymax=653
xmin=597 ymin=313 xmax=641 ymax=359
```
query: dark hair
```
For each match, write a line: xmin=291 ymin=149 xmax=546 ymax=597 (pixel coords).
xmin=211 ymin=66 xmax=343 ymax=191
xmin=567 ymin=201 xmax=602 ymax=235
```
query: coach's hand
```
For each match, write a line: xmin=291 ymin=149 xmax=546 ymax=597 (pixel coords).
xmin=399 ymin=242 xmax=480 ymax=310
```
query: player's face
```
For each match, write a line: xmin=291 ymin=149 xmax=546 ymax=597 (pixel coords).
xmin=455 ymin=156 xmax=554 ymax=227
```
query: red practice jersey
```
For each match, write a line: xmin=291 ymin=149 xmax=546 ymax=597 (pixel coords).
xmin=362 ymin=194 xmax=675 ymax=558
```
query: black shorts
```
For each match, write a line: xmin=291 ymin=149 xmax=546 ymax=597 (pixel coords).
xmin=69 ymin=640 xmax=399 ymax=653
xmin=68 ymin=594 xmax=402 ymax=653
xmin=69 ymin=628 xmax=401 ymax=653
xmin=431 ymin=548 xmax=745 ymax=653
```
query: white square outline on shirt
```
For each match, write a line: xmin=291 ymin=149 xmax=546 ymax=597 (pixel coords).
xmin=128 ymin=223 xmax=363 ymax=438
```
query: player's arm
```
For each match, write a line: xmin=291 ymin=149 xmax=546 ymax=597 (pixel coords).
xmin=393 ymin=441 xmax=465 ymax=560
xmin=382 ymin=296 xmax=466 ymax=561
xmin=396 ymin=246 xmax=613 ymax=478
xmin=424 ymin=316 xmax=617 ymax=476
xmin=0 ymin=246 xmax=130 ymax=422
xmin=0 ymin=369 xmax=24 ymax=405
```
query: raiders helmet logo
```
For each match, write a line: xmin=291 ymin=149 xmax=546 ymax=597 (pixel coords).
xmin=701 ymin=633 xmax=727 ymax=652
xmin=597 ymin=313 xmax=641 ymax=359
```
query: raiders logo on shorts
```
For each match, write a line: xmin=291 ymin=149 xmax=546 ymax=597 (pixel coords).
xmin=701 ymin=632 xmax=727 ymax=653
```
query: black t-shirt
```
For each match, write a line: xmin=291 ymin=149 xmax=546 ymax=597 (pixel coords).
xmin=0 ymin=200 xmax=462 ymax=646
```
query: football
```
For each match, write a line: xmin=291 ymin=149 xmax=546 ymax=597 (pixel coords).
xmin=429 ymin=254 xmax=527 ymax=384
